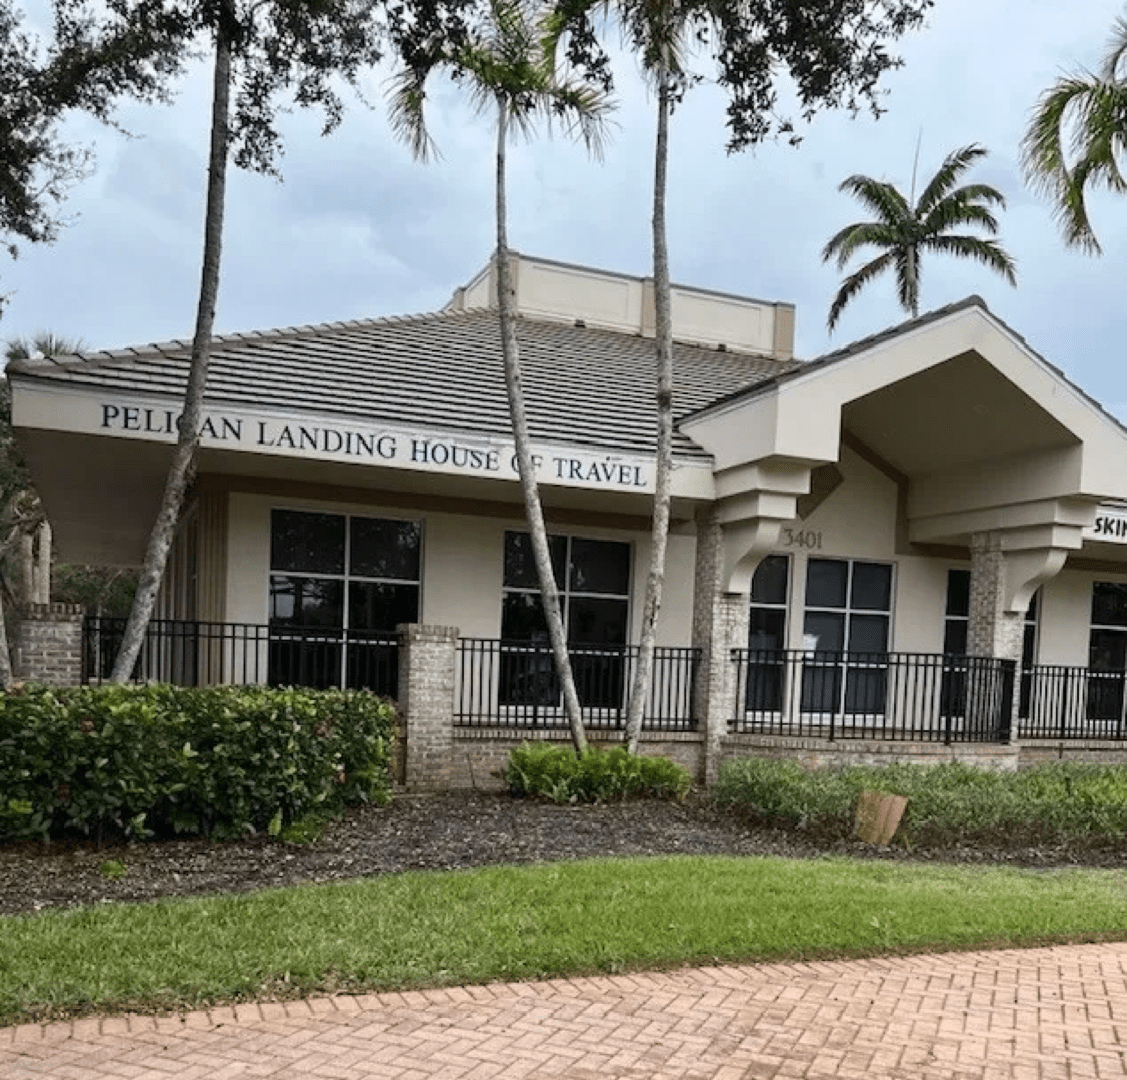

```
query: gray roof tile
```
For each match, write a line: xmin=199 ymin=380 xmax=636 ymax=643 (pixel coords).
xmin=10 ymin=308 xmax=797 ymax=459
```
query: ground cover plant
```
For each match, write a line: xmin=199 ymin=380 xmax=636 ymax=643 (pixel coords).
xmin=0 ymin=684 xmax=393 ymax=843
xmin=714 ymin=757 xmax=1127 ymax=850
xmin=2 ymin=852 xmax=1127 ymax=1027
xmin=504 ymin=743 xmax=691 ymax=802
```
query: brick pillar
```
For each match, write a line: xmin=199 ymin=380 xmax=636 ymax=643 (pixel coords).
xmin=397 ymin=624 xmax=458 ymax=791
xmin=967 ymin=532 xmax=1023 ymax=739
xmin=692 ymin=510 xmax=751 ymax=786
xmin=16 ymin=603 xmax=86 ymax=686
xmin=968 ymin=532 xmax=1024 ymax=662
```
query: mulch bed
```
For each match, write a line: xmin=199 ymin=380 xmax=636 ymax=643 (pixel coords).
xmin=2 ymin=790 xmax=1123 ymax=917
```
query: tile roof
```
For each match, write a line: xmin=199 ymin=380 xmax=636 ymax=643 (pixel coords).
xmin=9 ymin=308 xmax=797 ymax=459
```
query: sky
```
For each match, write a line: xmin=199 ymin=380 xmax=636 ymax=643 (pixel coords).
xmin=5 ymin=0 xmax=1127 ymax=418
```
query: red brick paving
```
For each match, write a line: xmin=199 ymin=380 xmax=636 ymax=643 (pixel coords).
xmin=3 ymin=943 xmax=1127 ymax=1078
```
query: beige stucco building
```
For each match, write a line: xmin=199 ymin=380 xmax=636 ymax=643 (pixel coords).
xmin=11 ymin=253 xmax=1127 ymax=782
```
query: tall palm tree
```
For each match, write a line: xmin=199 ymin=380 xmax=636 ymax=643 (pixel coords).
xmin=823 ymin=144 xmax=1017 ymax=332
xmin=1022 ymin=16 xmax=1127 ymax=255
xmin=389 ymin=0 xmax=612 ymax=754
xmin=4 ymin=332 xmax=86 ymax=361
xmin=109 ymin=0 xmax=384 ymax=683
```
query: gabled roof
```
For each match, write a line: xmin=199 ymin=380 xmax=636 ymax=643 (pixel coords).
xmin=681 ymin=296 xmax=992 ymax=422
xmin=9 ymin=308 xmax=796 ymax=460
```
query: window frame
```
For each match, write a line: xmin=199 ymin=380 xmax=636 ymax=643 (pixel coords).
xmin=267 ymin=507 xmax=422 ymax=690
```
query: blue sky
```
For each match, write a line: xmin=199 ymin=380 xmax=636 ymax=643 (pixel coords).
xmin=5 ymin=0 xmax=1127 ymax=417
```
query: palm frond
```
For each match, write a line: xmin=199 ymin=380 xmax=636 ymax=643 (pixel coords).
xmin=921 ymin=191 xmax=1004 ymax=237
xmin=826 ymin=252 xmax=895 ymax=332
xmin=894 ymin=247 xmax=920 ymax=318
xmin=922 ymin=234 xmax=1017 ymax=286
xmin=837 ymin=174 xmax=911 ymax=224
xmin=1022 ymin=18 xmax=1127 ymax=254
xmin=821 ymin=221 xmax=901 ymax=271
xmin=386 ymin=64 xmax=441 ymax=163
xmin=915 ymin=144 xmax=987 ymax=214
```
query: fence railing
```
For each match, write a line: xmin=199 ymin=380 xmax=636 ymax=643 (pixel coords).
xmin=730 ymin=649 xmax=1015 ymax=743
xmin=82 ymin=617 xmax=399 ymax=697
xmin=455 ymin=639 xmax=700 ymax=730
xmin=1019 ymin=665 xmax=1127 ymax=739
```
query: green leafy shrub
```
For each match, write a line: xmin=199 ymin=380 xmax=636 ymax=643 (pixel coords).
xmin=0 ymin=684 xmax=394 ymax=843
xmin=504 ymin=744 xmax=691 ymax=803
xmin=713 ymin=756 xmax=1127 ymax=849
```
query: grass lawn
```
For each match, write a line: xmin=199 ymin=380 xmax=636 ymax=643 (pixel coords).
xmin=3 ymin=853 xmax=1127 ymax=1026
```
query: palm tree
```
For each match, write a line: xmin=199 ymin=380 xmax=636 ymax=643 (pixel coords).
xmin=389 ymin=0 xmax=612 ymax=754
xmin=1022 ymin=16 xmax=1127 ymax=255
xmin=823 ymin=144 xmax=1017 ymax=332
xmin=4 ymin=332 xmax=86 ymax=361
xmin=109 ymin=0 xmax=383 ymax=683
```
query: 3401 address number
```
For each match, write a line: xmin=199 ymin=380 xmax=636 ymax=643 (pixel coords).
xmin=782 ymin=528 xmax=823 ymax=550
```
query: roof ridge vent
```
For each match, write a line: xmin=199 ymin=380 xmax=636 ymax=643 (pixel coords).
xmin=574 ymin=318 xmax=586 ymax=328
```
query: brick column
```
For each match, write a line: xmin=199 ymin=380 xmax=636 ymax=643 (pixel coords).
xmin=16 ymin=603 xmax=86 ymax=686
xmin=967 ymin=532 xmax=1024 ymax=739
xmin=397 ymin=624 xmax=458 ymax=791
xmin=968 ymin=532 xmax=1024 ymax=662
xmin=692 ymin=509 xmax=750 ymax=786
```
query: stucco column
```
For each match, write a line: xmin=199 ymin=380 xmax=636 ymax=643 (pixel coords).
xmin=397 ymin=624 xmax=458 ymax=791
xmin=692 ymin=509 xmax=751 ymax=786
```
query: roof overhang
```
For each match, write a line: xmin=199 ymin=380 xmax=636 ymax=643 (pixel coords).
xmin=680 ymin=301 xmax=1127 ymax=581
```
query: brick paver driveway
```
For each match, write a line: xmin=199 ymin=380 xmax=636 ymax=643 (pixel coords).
xmin=4 ymin=942 xmax=1127 ymax=1078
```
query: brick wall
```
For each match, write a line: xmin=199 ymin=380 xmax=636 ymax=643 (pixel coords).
xmin=15 ymin=603 xmax=85 ymax=686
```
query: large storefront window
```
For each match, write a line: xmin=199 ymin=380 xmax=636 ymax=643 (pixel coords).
xmin=269 ymin=509 xmax=419 ymax=691
xmin=500 ymin=532 xmax=630 ymax=708
xmin=802 ymin=558 xmax=892 ymax=715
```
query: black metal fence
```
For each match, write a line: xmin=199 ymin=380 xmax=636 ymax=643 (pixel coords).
xmin=456 ymin=639 xmax=699 ymax=730
xmin=82 ymin=617 xmax=399 ymax=697
xmin=730 ymin=649 xmax=1015 ymax=743
xmin=1019 ymin=665 xmax=1127 ymax=739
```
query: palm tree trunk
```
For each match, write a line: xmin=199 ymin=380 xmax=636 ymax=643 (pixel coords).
xmin=625 ymin=69 xmax=674 ymax=754
xmin=110 ymin=11 xmax=233 ymax=683
xmin=494 ymin=100 xmax=588 ymax=753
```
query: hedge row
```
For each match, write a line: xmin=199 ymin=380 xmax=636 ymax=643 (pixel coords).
xmin=0 ymin=684 xmax=394 ymax=842
xmin=713 ymin=756 xmax=1127 ymax=848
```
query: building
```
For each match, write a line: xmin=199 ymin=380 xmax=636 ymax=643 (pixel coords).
xmin=10 ymin=253 xmax=1127 ymax=786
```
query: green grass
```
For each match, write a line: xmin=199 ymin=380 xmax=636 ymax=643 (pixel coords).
xmin=4 ymin=854 xmax=1127 ymax=1027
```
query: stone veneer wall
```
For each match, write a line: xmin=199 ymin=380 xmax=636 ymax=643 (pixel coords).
xmin=15 ymin=603 xmax=85 ymax=686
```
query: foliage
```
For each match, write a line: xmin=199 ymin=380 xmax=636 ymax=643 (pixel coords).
xmin=504 ymin=743 xmax=690 ymax=802
xmin=0 ymin=684 xmax=394 ymax=843
xmin=1 ymin=0 xmax=180 ymax=315
xmin=551 ymin=0 xmax=934 ymax=152
xmin=712 ymin=757 xmax=1127 ymax=850
xmin=822 ymin=143 xmax=1017 ymax=330
xmin=51 ymin=563 xmax=138 ymax=617
xmin=1022 ymin=15 xmax=1127 ymax=255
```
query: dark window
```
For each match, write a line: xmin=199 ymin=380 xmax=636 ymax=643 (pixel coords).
xmin=268 ymin=509 xmax=419 ymax=693
xmin=1087 ymin=582 xmax=1127 ymax=723
xmin=805 ymin=558 xmax=848 ymax=609
xmin=500 ymin=532 xmax=630 ymax=711
xmin=270 ymin=510 xmax=345 ymax=575
xmin=802 ymin=559 xmax=893 ymax=717
xmin=745 ymin=556 xmax=789 ymax=714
